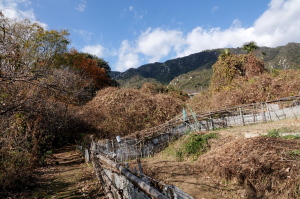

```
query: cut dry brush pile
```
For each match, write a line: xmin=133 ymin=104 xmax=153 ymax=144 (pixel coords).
xmin=78 ymin=87 xmax=184 ymax=139
xmin=187 ymin=50 xmax=300 ymax=112
xmin=197 ymin=136 xmax=300 ymax=198
xmin=188 ymin=69 xmax=300 ymax=112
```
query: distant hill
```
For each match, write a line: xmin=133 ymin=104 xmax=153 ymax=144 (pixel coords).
xmin=169 ymin=69 xmax=213 ymax=93
xmin=110 ymin=49 xmax=219 ymax=84
xmin=110 ymin=42 xmax=300 ymax=89
xmin=260 ymin=42 xmax=300 ymax=69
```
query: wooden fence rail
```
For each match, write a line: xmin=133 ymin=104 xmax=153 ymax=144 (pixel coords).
xmin=88 ymin=95 xmax=300 ymax=162
xmin=82 ymin=95 xmax=300 ymax=199
xmin=88 ymin=142 xmax=194 ymax=199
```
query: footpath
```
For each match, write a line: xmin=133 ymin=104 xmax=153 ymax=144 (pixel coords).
xmin=32 ymin=146 xmax=102 ymax=199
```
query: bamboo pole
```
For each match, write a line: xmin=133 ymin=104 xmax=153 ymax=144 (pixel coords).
xmin=96 ymin=153 xmax=169 ymax=199
xmin=90 ymin=152 xmax=114 ymax=199
xmin=101 ymin=170 xmax=122 ymax=199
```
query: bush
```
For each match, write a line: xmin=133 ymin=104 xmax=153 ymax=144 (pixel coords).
xmin=265 ymin=127 xmax=300 ymax=140
xmin=175 ymin=132 xmax=218 ymax=161
xmin=210 ymin=53 xmax=265 ymax=92
xmin=0 ymin=150 xmax=34 ymax=197
xmin=198 ymin=137 xmax=300 ymax=198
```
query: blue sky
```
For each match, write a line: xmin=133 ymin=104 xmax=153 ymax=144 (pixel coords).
xmin=1 ymin=0 xmax=300 ymax=72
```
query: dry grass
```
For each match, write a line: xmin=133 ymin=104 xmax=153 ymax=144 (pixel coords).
xmin=197 ymin=136 xmax=300 ymax=198
xmin=188 ymin=70 xmax=300 ymax=112
xmin=78 ymin=87 xmax=184 ymax=139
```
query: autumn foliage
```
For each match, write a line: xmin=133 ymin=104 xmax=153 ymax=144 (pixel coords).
xmin=63 ymin=48 xmax=111 ymax=90
xmin=0 ymin=15 xmax=110 ymax=196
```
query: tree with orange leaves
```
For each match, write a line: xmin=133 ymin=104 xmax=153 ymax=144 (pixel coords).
xmin=62 ymin=48 xmax=113 ymax=91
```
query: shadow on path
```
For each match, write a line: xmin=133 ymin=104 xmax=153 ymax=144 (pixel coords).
xmin=33 ymin=145 xmax=104 ymax=199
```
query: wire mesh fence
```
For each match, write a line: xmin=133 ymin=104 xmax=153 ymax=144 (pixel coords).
xmin=91 ymin=95 xmax=300 ymax=161
xmin=83 ymin=95 xmax=300 ymax=199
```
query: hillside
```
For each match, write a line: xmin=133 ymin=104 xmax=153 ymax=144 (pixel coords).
xmin=111 ymin=42 xmax=300 ymax=89
xmin=169 ymin=69 xmax=213 ymax=93
xmin=111 ymin=49 xmax=219 ymax=84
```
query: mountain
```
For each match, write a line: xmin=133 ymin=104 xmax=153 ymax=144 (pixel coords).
xmin=168 ymin=69 xmax=213 ymax=93
xmin=110 ymin=49 xmax=219 ymax=84
xmin=110 ymin=42 xmax=300 ymax=89
xmin=260 ymin=42 xmax=300 ymax=69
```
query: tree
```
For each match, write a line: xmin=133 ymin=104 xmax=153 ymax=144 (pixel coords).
xmin=0 ymin=14 xmax=81 ymax=194
xmin=242 ymin=41 xmax=259 ymax=53
xmin=219 ymin=48 xmax=231 ymax=61
xmin=0 ymin=14 xmax=72 ymax=112
xmin=83 ymin=52 xmax=111 ymax=74
xmin=0 ymin=17 xmax=69 ymax=81
xmin=62 ymin=48 xmax=112 ymax=90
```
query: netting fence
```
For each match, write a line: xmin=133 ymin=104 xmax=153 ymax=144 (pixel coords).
xmin=79 ymin=95 xmax=300 ymax=199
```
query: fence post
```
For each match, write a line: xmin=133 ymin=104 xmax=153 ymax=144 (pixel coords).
xmin=205 ymin=120 xmax=209 ymax=131
xmin=266 ymin=103 xmax=273 ymax=121
xmin=137 ymin=158 xmax=143 ymax=175
xmin=261 ymin=103 xmax=267 ymax=122
xmin=209 ymin=112 xmax=215 ymax=130
xmin=252 ymin=105 xmax=256 ymax=123
xmin=96 ymin=153 xmax=169 ymax=199
xmin=239 ymin=108 xmax=245 ymax=126
xmin=90 ymin=152 xmax=114 ymax=199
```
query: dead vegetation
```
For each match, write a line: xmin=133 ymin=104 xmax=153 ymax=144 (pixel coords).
xmin=188 ymin=55 xmax=300 ymax=112
xmin=210 ymin=53 xmax=265 ymax=92
xmin=78 ymin=87 xmax=185 ymax=139
xmin=136 ymin=119 xmax=300 ymax=199
xmin=1 ymin=21 xmax=300 ymax=199
xmin=197 ymin=136 xmax=300 ymax=198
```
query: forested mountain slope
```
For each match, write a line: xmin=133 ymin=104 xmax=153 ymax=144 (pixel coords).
xmin=111 ymin=42 xmax=300 ymax=89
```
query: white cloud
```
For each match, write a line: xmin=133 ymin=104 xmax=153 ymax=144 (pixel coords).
xmin=75 ymin=29 xmax=93 ymax=43
xmin=76 ymin=0 xmax=87 ymax=12
xmin=81 ymin=45 xmax=105 ymax=58
xmin=177 ymin=26 xmax=254 ymax=57
xmin=115 ymin=40 xmax=140 ymax=72
xmin=113 ymin=0 xmax=300 ymax=72
xmin=211 ymin=6 xmax=219 ymax=13
xmin=126 ymin=6 xmax=146 ymax=20
xmin=0 ymin=0 xmax=47 ymax=28
xmin=137 ymin=28 xmax=183 ymax=62
xmin=0 ymin=0 xmax=33 ymax=18
xmin=113 ymin=28 xmax=183 ymax=71
xmin=253 ymin=0 xmax=300 ymax=46
xmin=76 ymin=4 xmax=85 ymax=12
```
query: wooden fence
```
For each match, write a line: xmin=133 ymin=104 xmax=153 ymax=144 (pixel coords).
xmin=91 ymin=95 xmax=300 ymax=161
xmin=89 ymin=142 xmax=194 ymax=199
xmin=81 ymin=95 xmax=300 ymax=199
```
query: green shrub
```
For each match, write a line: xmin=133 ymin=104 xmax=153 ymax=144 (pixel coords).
xmin=282 ymin=135 xmax=300 ymax=140
xmin=175 ymin=133 xmax=218 ymax=161
xmin=265 ymin=127 xmax=300 ymax=139
xmin=266 ymin=129 xmax=281 ymax=138
xmin=289 ymin=150 xmax=300 ymax=158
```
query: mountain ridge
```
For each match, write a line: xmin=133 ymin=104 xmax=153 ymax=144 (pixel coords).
xmin=110 ymin=42 xmax=300 ymax=87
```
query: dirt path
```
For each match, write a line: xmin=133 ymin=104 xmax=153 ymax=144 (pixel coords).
xmin=30 ymin=118 xmax=299 ymax=199
xmin=141 ymin=155 xmax=244 ymax=199
xmin=32 ymin=146 xmax=103 ymax=199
